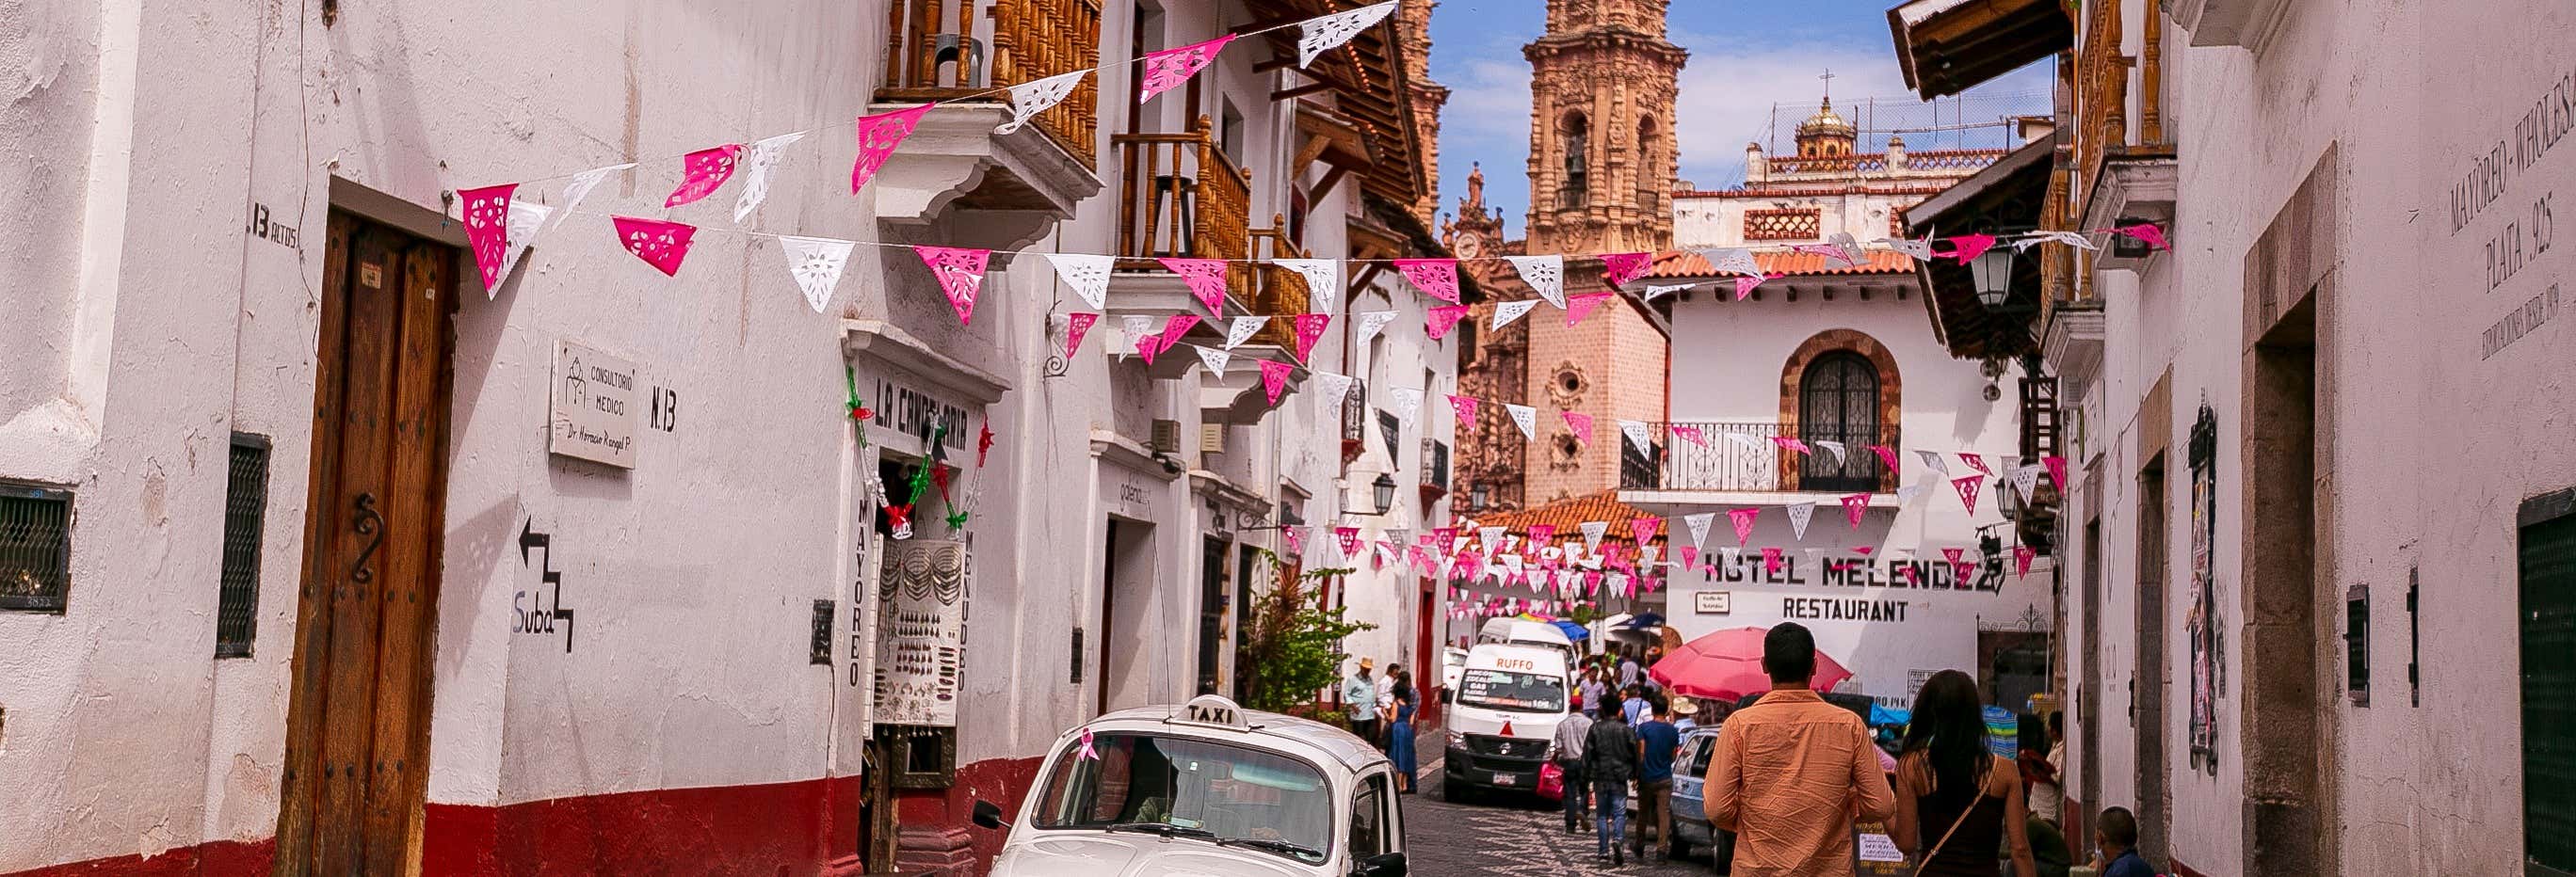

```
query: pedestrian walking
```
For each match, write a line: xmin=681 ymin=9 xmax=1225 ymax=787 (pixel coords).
xmin=1633 ymin=698 xmax=1682 ymax=862
xmin=1703 ymin=622 xmax=1896 ymax=875
xmin=1671 ymin=696 xmax=1699 ymax=731
xmin=1553 ymin=694 xmax=1595 ymax=832
xmin=1618 ymin=652 xmax=1641 ymax=689
xmin=1344 ymin=658 xmax=1378 ymax=743
xmin=1377 ymin=664 xmax=1401 ymax=750
xmin=2030 ymin=712 xmax=2066 ymax=826
xmin=1584 ymin=697 xmax=1640 ymax=867
xmin=1621 ymin=684 xmax=1650 ymax=726
xmin=1891 ymin=669 xmax=2036 ymax=877
xmin=1580 ymin=667 xmax=1610 ymax=718
xmin=1386 ymin=665 xmax=1418 ymax=793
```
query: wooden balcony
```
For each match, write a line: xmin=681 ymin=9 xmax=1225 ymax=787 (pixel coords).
xmin=1248 ymin=216 xmax=1309 ymax=348
xmin=878 ymin=0 xmax=1101 ymax=167
xmin=1113 ymin=116 xmax=1253 ymax=266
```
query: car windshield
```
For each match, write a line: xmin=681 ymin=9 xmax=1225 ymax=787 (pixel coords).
xmin=1030 ymin=732 xmax=1333 ymax=865
xmin=1457 ymin=668 xmax=1567 ymax=712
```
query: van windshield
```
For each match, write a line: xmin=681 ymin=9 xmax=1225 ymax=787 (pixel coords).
xmin=1458 ymin=668 xmax=1568 ymax=712
xmin=1030 ymin=732 xmax=1333 ymax=865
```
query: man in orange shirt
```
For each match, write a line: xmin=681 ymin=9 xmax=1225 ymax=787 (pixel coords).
xmin=1702 ymin=623 xmax=1896 ymax=876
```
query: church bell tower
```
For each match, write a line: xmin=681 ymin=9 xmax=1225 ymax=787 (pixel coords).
xmin=1522 ymin=0 xmax=1689 ymax=255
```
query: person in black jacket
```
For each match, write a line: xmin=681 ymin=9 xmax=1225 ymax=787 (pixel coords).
xmin=1583 ymin=704 xmax=1641 ymax=866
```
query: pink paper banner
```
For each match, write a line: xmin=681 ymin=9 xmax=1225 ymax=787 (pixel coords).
xmin=1527 ymin=524 xmax=1556 ymax=548
xmin=1447 ymin=394 xmax=1478 ymax=423
xmin=1336 ymin=527 xmax=1360 ymax=556
xmin=1562 ymin=411 xmax=1594 ymax=446
xmin=1763 ymin=547 xmax=1784 ymax=575
xmin=458 ymin=183 xmax=516 ymax=290
xmin=1945 ymin=233 xmax=1999 ymax=263
xmin=1680 ymin=547 xmax=1699 ymax=569
xmin=1160 ymin=313 xmax=1202 ymax=351
xmin=1957 ymin=452 xmax=1992 ymax=476
xmin=1672 ymin=424 xmax=1707 ymax=446
xmin=1728 ymin=507 xmax=1761 ymax=546
xmin=1952 ymin=474 xmax=1984 ymax=513
xmin=1393 ymin=258 xmax=1462 ymax=303
xmin=1565 ymin=292 xmax=1613 ymax=326
xmin=1870 ymin=444 xmax=1900 ymax=473
xmin=1064 ymin=312 xmax=1100 ymax=359
xmin=1773 ymin=437 xmax=1811 ymax=455
xmin=2015 ymin=544 xmax=2037 ymax=577
xmin=1425 ymin=305 xmax=1470 ymax=340
xmin=1159 ymin=258 xmax=1232 ymax=313
xmin=1134 ymin=333 xmax=1163 ymax=366
xmin=1291 ymin=313 xmax=1330 ymax=362
xmin=1139 ymin=35 xmax=1236 ymax=103
xmin=2112 ymin=222 xmax=2171 ymax=251
xmin=1259 ymin=359 xmax=1292 ymax=405
xmin=666 ymin=144 xmax=744 ymax=208
xmin=1842 ymin=493 xmax=1871 ymax=528
xmin=612 ymin=215 xmax=697 ymax=277
xmin=851 ymin=104 xmax=936 ymax=193
xmin=914 ymin=246 xmax=991 ymax=325
xmin=1600 ymin=251 xmax=1653 ymax=286
xmin=1733 ymin=272 xmax=1782 ymax=300
xmin=1282 ymin=524 xmax=1305 ymax=554
xmin=2042 ymin=455 xmax=2068 ymax=492
xmin=1630 ymin=516 xmax=1661 ymax=547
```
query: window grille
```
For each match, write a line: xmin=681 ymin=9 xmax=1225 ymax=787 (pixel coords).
xmin=0 ymin=481 xmax=73 ymax=613
xmin=1745 ymin=208 xmax=1823 ymax=242
xmin=216 ymin=436 xmax=272 ymax=657
xmin=2520 ymin=489 xmax=2576 ymax=872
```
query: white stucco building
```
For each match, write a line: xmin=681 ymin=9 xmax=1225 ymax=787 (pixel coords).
xmin=1892 ymin=0 xmax=2576 ymax=873
xmin=0 ymin=1 xmax=1454 ymax=874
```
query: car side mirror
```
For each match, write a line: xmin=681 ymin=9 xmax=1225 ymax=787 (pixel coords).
xmin=1439 ymin=689 xmax=1454 ymax=704
xmin=1355 ymin=852 xmax=1407 ymax=877
xmin=971 ymin=799 xmax=1006 ymax=830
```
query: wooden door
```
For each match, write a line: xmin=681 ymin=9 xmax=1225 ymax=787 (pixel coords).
xmin=275 ymin=211 xmax=457 ymax=876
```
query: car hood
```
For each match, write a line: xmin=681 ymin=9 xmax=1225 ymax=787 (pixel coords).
xmin=991 ymin=834 xmax=1319 ymax=877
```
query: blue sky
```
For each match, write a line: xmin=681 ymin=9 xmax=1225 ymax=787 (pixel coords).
xmin=1424 ymin=0 xmax=2052 ymax=237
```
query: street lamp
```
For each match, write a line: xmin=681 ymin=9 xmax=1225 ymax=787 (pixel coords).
xmin=1970 ymin=246 xmax=2020 ymax=309
xmin=1371 ymin=472 xmax=1398 ymax=516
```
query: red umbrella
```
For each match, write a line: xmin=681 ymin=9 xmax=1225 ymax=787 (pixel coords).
xmin=1649 ymin=626 xmax=1853 ymax=705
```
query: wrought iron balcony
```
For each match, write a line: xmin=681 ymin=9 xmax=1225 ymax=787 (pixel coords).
xmin=1622 ymin=421 xmax=1902 ymax=494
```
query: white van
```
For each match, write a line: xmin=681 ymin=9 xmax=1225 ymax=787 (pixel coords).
xmin=1473 ymin=617 xmax=1579 ymax=665
xmin=981 ymin=694 xmax=1410 ymax=877
xmin=1439 ymin=643 xmax=1573 ymax=802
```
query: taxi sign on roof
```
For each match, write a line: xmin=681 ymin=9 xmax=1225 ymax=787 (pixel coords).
xmin=1177 ymin=694 xmax=1247 ymax=729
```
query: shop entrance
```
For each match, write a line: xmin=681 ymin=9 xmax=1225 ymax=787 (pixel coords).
xmin=274 ymin=211 xmax=458 ymax=875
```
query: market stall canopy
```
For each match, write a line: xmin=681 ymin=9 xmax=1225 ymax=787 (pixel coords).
xmin=1887 ymin=0 xmax=2074 ymax=101
xmin=1551 ymin=619 xmax=1591 ymax=642
xmin=1650 ymin=626 xmax=1855 ymax=706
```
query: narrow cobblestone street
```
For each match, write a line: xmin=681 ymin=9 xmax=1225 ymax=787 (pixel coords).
xmin=1402 ymin=724 xmax=1711 ymax=875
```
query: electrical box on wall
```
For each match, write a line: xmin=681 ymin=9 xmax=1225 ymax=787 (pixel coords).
xmin=1151 ymin=420 xmax=1182 ymax=454
xmin=1201 ymin=423 xmax=1226 ymax=454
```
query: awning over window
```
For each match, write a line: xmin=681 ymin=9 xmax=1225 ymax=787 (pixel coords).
xmin=1887 ymin=0 xmax=2073 ymax=101
xmin=1901 ymin=133 xmax=2056 ymax=361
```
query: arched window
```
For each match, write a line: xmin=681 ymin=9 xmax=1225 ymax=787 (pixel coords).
xmin=1798 ymin=351 xmax=1881 ymax=491
xmin=1561 ymin=113 xmax=1589 ymax=208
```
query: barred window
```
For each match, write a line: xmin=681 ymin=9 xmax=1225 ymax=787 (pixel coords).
xmin=216 ymin=435 xmax=273 ymax=657
xmin=0 ymin=481 xmax=73 ymax=613
xmin=1745 ymin=208 xmax=1823 ymax=242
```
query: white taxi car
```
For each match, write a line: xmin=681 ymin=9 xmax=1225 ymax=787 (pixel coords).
xmin=979 ymin=694 xmax=1410 ymax=877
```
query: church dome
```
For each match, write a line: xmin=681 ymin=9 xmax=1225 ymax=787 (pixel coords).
xmin=1794 ymin=97 xmax=1859 ymax=157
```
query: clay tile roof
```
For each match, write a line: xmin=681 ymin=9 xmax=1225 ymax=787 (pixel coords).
xmin=1471 ymin=490 xmax=1667 ymax=550
xmin=1647 ymin=248 xmax=1916 ymax=279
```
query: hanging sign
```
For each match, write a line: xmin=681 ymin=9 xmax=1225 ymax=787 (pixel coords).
xmin=550 ymin=340 xmax=640 ymax=469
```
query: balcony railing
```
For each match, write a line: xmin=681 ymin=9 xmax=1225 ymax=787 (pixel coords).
xmin=878 ymin=0 xmax=1103 ymax=166
xmin=1625 ymin=422 xmax=1903 ymax=494
xmin=1248 ymin=216 xmax=1308 ymax=347
xmin=1114 ymin=116 xmax=1251 ymax=266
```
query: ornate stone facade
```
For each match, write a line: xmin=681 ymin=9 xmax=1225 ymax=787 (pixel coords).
xmin=1397 ymin=0 xmax=1450 ymax=226
xmin=1521 ymin=0 xmax=1687 ymax=256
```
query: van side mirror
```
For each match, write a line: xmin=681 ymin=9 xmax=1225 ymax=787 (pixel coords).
xmin=1355 ymin=852 xmax=1408 ymax=876
xmin=971 ymin=799 xmax=1006 ymax=830
xmin=1440 ymin=689 xmax=1454 ymax=704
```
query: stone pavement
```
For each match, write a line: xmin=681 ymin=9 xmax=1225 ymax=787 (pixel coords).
xmin=1399 ymin=717 xmax=1712 ymax=875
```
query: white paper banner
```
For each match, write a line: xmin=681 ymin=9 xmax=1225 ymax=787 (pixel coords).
xmin=2011 ymin=464 xmax=2043 ymax=503
xmin=1727 ymin=433 xmax=1767 ymax=451
xmin=1821 ymin=231 xmax=1863 ymax=269
xmin=1896 ymin=485 xmax=1924 ymax=504
xmin=1682 ymin=512 xmax=1715 ymax=550
xmin=1697 ymin=247 xmax=1762 ymax=277
xmin=1618 ymin=420 xmax=1651 ymax=454
xmin=1391 ymin=387 xmax=1424 ymax=428
xmin=1479 ymin=526 xmax=1505 ymax=555
xmin=1045 ymin=252 xmax=1114 ymax=311
xmin=553 ymin=162 xmax=636 ymax=231
xmin=996 ymin=70 xmax=1089 ymax=135
xmin=1273 ymin=258 xmax=1340 ymax=314
xmin=1505 ymin=254 xmax=1566 ymax=309
xmin=1812 ymin=439 xmax=1847 ymax=468
xmin=1120 ymin=315 xmax=1156 ymax=356
xmin=1195 ymin=344 xmax=1232 ymax=375
xmin=1916 ymin=449 xmax=1951 ymax=475
xmin=1313 ymin=371 xmax=1355 ymax=406
xmin=1785 ymin=502 xmax=1815 ymax=541
xmin=1505 ymin=404 xmax=1538 ymax=439
xmin=493 ymin=199 xmax=554 ymax=295
xmin=1297 ymin=1 xmax=1400 ymax=67
xmin=733 ymin=131 xmax=808 ymax=223
xmin=1643 ymin=283 xmax=1693 ymax=301
xmin=1493 ymin=298 xmax=1539 ymax=328
xmin=1579 ymin=520 xmax=1609 ymax=551
xmin=1355 ymin=310 xmax=1398 ymax=345
xmin=1223 ymin=315 xmax=1266 ymax=349
xmin=2013 ymin=230 xmax=2100 ymax=252
xmin=778 ymin=235 xmax=856 ymax=313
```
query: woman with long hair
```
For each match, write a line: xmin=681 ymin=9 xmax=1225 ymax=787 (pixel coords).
xmin=1891 ymin=670 xmax=2037 ymax=877
xmin=1385 ymin=665 xmax=1418 ymax=792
